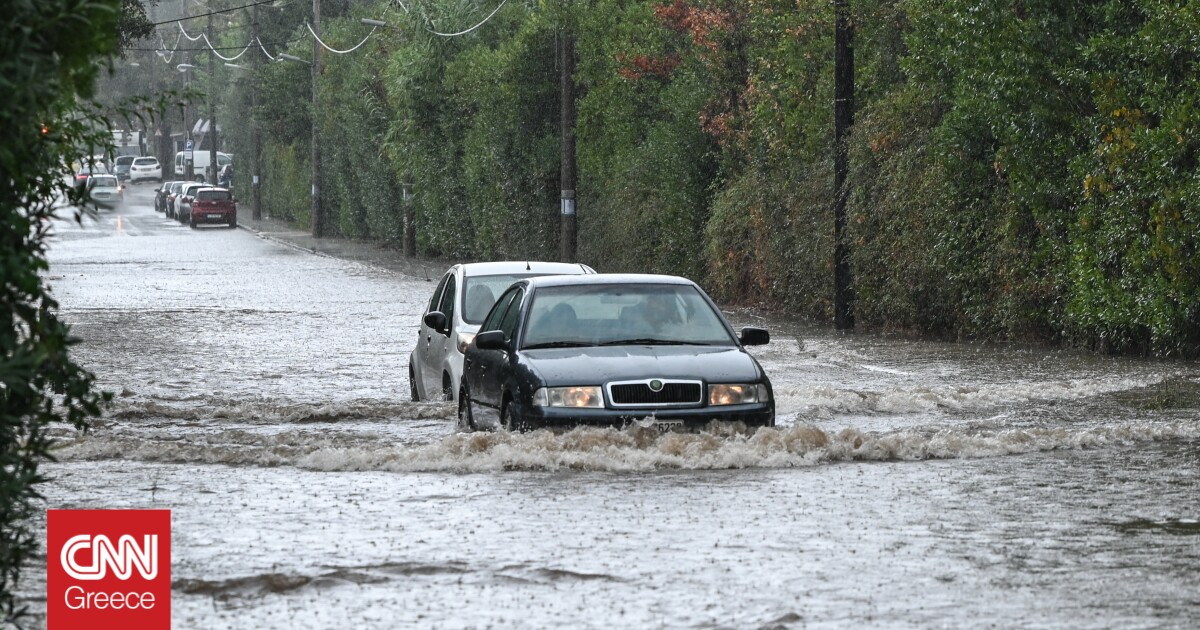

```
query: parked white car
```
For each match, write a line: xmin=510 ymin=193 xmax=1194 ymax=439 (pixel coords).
xmin=410 ymin=261 xmax=596 ymax=402
xmin=130 ymin=156 xmax=162 ymax=183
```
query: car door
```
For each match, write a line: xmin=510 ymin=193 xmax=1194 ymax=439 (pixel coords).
xmin=466 ymin=287 xmax=518 ymax=409
xmin=426 ymin=271 xmax=459 ymax=399
xmin=476 ymin=286 xmax=525 ymax=412
xmin=419 ymin=272 xmax=450 ymax=397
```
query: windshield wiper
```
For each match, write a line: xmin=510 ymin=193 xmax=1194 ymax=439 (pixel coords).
xmin=598 ymin=338 xmax=709 ymax=346
xmin=523 ymin=341 xmax=595 ymax=349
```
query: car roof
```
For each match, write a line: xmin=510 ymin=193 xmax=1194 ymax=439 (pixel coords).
xmin=194 ymin=187 xmax=229 ymax=193
xmin=133 ymin=156 xmax=157 ymax=162
xmin=525 ymin=273 xmax=697 ymax=288
xmin=457 ymin=261 xmax=594 ymax=276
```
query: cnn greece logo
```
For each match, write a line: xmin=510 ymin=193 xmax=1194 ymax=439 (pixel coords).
xmin=60 ymin=533 xmax=158 ymax=580
xmin=48 ymin=509 xmax=171 ymax=630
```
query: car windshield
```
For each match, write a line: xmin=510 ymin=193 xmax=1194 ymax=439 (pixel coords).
xmin=89 ymin=176 xmax=118 ymax=188
xmin=462 ymin=274 xmax=540 ymax=324
xmin=196 ymin=190 xmax=231 ymax=201
xmin=521 ymin=284 xmax=735 ymax=349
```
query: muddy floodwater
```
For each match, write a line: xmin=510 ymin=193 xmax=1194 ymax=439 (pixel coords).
xmin=22 ymin=187 xmax=1200 ymax=628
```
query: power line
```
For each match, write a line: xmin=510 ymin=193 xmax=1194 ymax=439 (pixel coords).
xmin=148 ymin=0 xmax=293 ymax=27
xmin=128 ymin=37 xmax=304 ymax=53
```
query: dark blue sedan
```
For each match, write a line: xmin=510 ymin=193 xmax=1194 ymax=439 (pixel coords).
xmin=458 ymin=274 xmax=774 ymax=432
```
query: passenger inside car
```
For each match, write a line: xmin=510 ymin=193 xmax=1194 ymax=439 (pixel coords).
xmin=534 ymin=303 xmax=579 ymax=340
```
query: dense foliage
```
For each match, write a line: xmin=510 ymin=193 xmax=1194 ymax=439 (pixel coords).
xmin=216 ymin=0 xmax=1199 ymax=355
xmin=1 ymin=0 xmax=118 ymax=622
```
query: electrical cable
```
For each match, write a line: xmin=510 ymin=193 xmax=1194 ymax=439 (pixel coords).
xmin=179 ymin=22 xmax=205 ymax=42
xmin=305 ymin=22 xmax=377 ymax=54
xmin=148 ymin=0 xmax=292 ymax=27
xmin=423 ymin=0 xmax=509 ymax=38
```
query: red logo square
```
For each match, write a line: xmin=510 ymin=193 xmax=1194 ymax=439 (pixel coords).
xmin=47 ymin=510 xmax=171 ymax=630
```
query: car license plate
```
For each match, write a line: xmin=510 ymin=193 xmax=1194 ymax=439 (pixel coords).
xmin=651 ymin=420 xmax=684 ymax=433
xmin=207 ymin=214 xmax=222 ymax=219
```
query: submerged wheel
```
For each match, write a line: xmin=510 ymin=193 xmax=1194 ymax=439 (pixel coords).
xmin=408 ymin=365 xmax=420 ymax=402
xmin=457 ymin=388 xmax=476 ymax=432
xmin=441 ymin=373 xmax=453 ymax=402
xmin=501 ymin=398 xmax=536 ymax=433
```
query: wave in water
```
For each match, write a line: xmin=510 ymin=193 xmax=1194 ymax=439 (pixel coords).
xmin=55 ymin=420 xmax=1199 ymax=473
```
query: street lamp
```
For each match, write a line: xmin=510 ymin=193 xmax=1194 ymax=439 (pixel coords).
xmin=277 ymin=53 xmax=311 ymax=65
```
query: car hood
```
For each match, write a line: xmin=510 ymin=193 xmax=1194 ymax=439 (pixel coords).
xmin=521 ymin=345 xmax=762 ymax=385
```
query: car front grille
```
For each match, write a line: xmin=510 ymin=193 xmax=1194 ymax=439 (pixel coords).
xmin=608 ymin=380 xmax=702 ymax=407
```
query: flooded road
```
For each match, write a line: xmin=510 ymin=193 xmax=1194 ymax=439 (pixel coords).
xmin=26 ymin=185 xmax=1200 ymax=628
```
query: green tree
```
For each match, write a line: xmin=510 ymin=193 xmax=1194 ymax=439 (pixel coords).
xmin=1 ymin=0 xmax=118 ymax=622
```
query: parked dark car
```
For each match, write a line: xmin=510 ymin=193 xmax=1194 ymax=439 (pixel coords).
xmin=187 ymin=187 xmax=237 ymax=228
xmin=166 ymin=181 xmax=187 ymax=218
xmin=174 ymin=182 xmax=206 ymax=223
xmin=458 ymin=274 xmax=774 ymax=432
xmin=155 ymin=180 xmax=181 ymax=213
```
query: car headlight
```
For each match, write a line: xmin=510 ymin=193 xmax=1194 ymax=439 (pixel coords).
xmin=708 ymin=383 xmax=770 ymax=406
xmin=532 ymin=386 xmax=604 ymax=408
xmin=457 ymin=332 xmax=475 ymax=354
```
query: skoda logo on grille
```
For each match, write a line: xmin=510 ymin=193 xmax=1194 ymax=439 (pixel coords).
xmin=648 ymin=379 xmax=664 ymax=392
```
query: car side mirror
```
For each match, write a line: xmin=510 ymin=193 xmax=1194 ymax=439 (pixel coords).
xmin=739 ymin=327 xmax=770 ymax=346
xmin=423 ymin=311 xmax=448 ymax=334
xmin=474 ymin=330 xmax=508 ymax=351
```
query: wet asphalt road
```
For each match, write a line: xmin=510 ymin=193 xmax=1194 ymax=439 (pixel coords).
xmin=21 ymin=182 xmax=1200 ymax=628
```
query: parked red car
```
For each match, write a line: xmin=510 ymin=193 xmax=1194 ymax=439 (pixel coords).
xmin=187 ymin=187 xmax=237 ymax=229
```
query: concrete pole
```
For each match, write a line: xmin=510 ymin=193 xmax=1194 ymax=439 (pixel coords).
xmin=833 ymin=1 xmax=855 ymax=330
xmin=251 ymin=2 xmax=263 ymax=219
xmin=310 ymin=0 xmax=323 ymax=237
xmin=208 ymin=6 xmax=218 ymax=185
xmin=559 ymin=27 xmax=577 ymax=263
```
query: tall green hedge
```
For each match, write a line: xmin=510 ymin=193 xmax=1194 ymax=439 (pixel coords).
xmin=224 ymin=0 xmax=1200 ymax=356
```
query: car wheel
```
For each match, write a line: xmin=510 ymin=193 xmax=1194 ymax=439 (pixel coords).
xmin=441 ymin=374 xmax=453 ymax=402
xmin=501 ymin=397 xmax=535 ymax=433
xmin=408 ymin=364 xmax=420 ymax=402
xmin=189 ymin=217 xmax=197 ymax=229
xmin=457 ymin=389 xmax=476 ymax=432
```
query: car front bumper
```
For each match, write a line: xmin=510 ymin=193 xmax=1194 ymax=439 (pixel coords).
xmin=527 ymin=403 xmax=775 ymax=430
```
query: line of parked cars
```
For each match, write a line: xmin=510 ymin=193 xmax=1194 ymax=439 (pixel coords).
xmin=154 ymin=180 xmax=237 ymax=228
xmin=411 ymin=262 xmax=775 ymax=434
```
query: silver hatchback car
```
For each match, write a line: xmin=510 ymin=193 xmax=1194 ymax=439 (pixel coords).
xmin=410 ymin=261 xmax=595 ymax=402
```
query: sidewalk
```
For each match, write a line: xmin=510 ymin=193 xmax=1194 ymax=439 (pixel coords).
xmin=236 ymin=214 xmax=447 ymax=281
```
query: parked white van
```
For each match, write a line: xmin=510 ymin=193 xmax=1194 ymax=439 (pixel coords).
xmin=175 ymin=150 xmax=233 ymax=181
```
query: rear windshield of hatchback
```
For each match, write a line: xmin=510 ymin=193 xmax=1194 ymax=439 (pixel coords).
xmin=196 ymin=190 xmax=231 ymax=201
xmin=133 ymin=157 xmax=158 ymax=165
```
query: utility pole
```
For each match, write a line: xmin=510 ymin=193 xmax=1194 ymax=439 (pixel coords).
xmin=251 ymin=2 xmax=263 ymax=219
xmin=208 ymin=6 xmax=218 ymax=185
xmin=833 ymin=1 xmax=855 ymax=330
xmin=402 ymin=177 xmax=414 ymax=256
xmin=559 ymin=24 xmax=577 ymax=263
xmin=311 ymin=0 xmax=324 ymax=237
